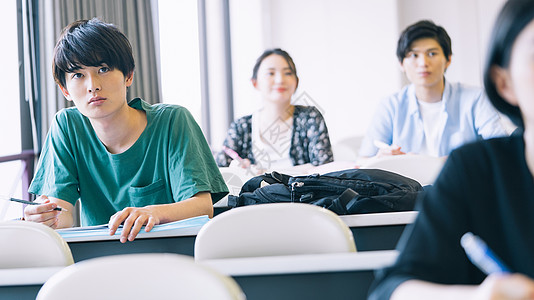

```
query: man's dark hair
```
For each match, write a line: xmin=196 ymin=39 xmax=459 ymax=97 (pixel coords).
xmin=53 ymin=18 xmax=135 ymax=88
xmin=396 ymin=20 xmax=452 ymax=63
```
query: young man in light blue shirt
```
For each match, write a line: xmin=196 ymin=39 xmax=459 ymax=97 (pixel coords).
xmin=359 ymin=20 xmax=507 ymax=158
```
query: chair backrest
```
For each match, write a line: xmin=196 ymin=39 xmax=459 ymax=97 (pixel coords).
xmin=333 ymin=135 xmax=364 ymax=161
xmin=36 ymin=253 xmax=246 ymax=300
xmin=0 ymin=220 xmax=74 ymax=268
xmin=360 ymin=154 xmax=445 ymax=186
xmin=194 ymin=203 xmax=356 ymax=260
xmin=215 ymin=167 xmax=255 ymax=207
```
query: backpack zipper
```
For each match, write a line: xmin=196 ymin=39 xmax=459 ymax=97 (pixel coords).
xmin=291 ymin=182 xmax=304 ymax=190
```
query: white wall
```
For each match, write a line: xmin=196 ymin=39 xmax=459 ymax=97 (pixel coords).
xmin=230 ymin=0 xmax=401 ymax=150
xmin=273 ymin=0 xmax=402 ymax=145
xmin=227 ymin=0 xmax=508 ymax=157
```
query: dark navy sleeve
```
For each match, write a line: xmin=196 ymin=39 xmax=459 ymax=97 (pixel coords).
xmin=368 ymin=146 xmax=481 ymax=299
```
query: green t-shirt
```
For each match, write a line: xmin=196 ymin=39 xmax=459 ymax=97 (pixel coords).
xmin=29 ymin=98 xmax=228 ymax=226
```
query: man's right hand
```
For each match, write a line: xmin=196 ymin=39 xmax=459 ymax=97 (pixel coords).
xmin=23 ymin=195 xmax=73 ymax=229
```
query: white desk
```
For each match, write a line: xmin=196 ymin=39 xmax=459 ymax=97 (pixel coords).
xmin=60 ymin=219 xmax=206 ymax=262
xmin=359 ymin=155 xmax=445 ymax=186
xmin=60 ymin=225 xmax=202 ymax=243
xmin=0 ymin=266 xmax=64 ymax=300
xmin=339 ymin=211 xmax=417 ymax=227
xmin=0 ymin=266 xmax=64 ymax=286
xmin=202 ymin=250 xmax=398 ymax=276
xmin=1 ymin=251 xmax=398 ymax=300
xmin=60 ymin=211 xmax=417 ymax=243
xmin=201 ymin=250 xmax=398 ymax=300
xmin=62 ymin=211 xmax=416 ymax=263
xmin=340 ymin=211 xmax=417 ymax=251
xmin=64 ymin=229 xmax=199 ymax=262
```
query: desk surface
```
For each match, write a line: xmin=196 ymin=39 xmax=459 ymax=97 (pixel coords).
xmin=58 ymin=216 xmax=207 ymax=242
xmin=0 ymin=212 xmax=413 ymax=300
xmin=339 ymin=211 xmax=417 ymax=227
xmin=1 ymin=251 xmax=398 ymax=300
xmin=67 ymin=235 xmax=197 ymax=262
xmin=61 ymin=216 xmax=205 ymax=261
xmin=0 ymin=267 xmax=63 ymax=286
xmin=61 ymin=211 xmax=416 ymax=244
xmin=63 ymin=211 xmax=416 ymax=262
xmin=201 ymin=250 xmax=398 ymax=276
xmin=201 ymin=250 xmax=398 ymax=300
xmin=61 ymin=225 xmax=200 ymax=242
xmin=342 ymin=211 xmax=417 ymax=251
xmin=0 ymin=266 xmax=64 ymax=300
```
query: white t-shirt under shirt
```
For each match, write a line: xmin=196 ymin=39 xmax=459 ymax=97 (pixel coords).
xmin=418 ymin=100 xmax=445 ymax=157
xmin=251 ymin=111 xmax=293 ymax=170
xmin=358 ymin=81 xmax=508 ymax=158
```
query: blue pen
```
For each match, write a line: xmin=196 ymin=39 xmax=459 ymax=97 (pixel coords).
xmin=460 ymin=232 xmax=511 ymax=274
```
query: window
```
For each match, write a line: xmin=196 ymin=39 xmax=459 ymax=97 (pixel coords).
xmin=157 ymin=0 xmax=202 ymax=124
xmin=0 ymin=0 xmax=23 ymax=220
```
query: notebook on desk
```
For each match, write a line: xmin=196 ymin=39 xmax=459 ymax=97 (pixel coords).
xmin=56 ymin=215 xmax=210 ymax=241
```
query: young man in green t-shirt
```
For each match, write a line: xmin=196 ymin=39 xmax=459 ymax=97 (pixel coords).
xmin=25 ymin=18 xmax=228 ymax=243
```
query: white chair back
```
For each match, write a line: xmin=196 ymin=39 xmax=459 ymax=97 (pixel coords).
xmin=36 ymin=253 xmax=246 ymax=300
xmin=0 ymin=220 xmax=73 ymax=268
xmin=333 ymin=135 xmax=364 ymax=161
xmin=215 ymin=167 xmax=255 ymax=207
xmin=195 ymin=203 xmax=356 ymax=260
xmin=360 ymin=154 xmax=445 ymax=186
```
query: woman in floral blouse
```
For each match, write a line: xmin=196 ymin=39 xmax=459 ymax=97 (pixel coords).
xmin=215 ymin=48 xmax=333 ymax=171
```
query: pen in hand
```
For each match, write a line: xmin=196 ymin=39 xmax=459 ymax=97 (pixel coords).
xmin=222 ymin=146 xmax=244 ymax=163
xmin=461 ymin=232 xmax=511 ymax=275
xmin=373 ymin=140 xmax=405 ymax=155
xmin=3 ymin=197 xmax=67 ymax=212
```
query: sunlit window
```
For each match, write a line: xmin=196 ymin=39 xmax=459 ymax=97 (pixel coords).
xmin=158 ymin=0 xmax=202 ymax=124
xmin=0 ymin=0 xmax=23 ymax=220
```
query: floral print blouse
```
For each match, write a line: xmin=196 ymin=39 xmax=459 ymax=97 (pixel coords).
xmin=215 ymin=105 xmax=334 ymax=167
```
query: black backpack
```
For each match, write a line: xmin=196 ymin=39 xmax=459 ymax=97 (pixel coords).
xmin=227 ymin=168 xmax=423 ymax=215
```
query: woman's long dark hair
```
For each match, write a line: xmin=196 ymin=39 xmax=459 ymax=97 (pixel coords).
xmin=483 ymin=0 xmax=534 ymax=129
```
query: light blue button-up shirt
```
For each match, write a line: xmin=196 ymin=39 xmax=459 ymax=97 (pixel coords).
xmin=359 ymin=81 xmax=508 ymax=157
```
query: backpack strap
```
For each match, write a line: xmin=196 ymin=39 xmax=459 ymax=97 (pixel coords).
xmin=338 ymin=188 xmax=360 ymax=212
